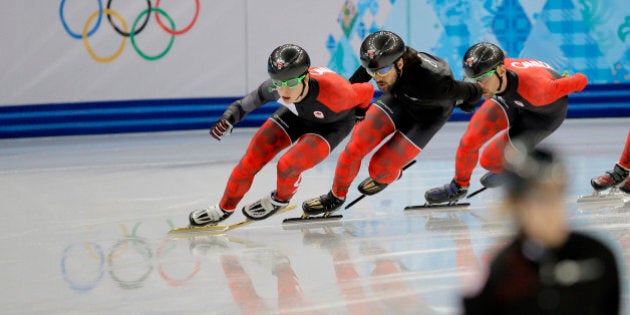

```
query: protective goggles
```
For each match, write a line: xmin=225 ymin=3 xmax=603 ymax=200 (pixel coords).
xmin=366 ymin=65 xmax=395 ymax=77
xmin=465 ymin=69 xmax=496 ymax=83
xmin=271 ymin=74 xmax=307 ymax=89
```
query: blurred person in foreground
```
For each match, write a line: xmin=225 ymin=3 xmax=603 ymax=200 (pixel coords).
xmin=462 ymin=142 xmax=620 ymax=315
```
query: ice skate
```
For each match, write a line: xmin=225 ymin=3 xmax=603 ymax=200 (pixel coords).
xmin=342 ymin=178 xmax=388 ymax=211
xmin=284 ymin=191 xmax=345 ymax=224
xmin=302 ymin=191 xmax=345 ymax=217
xmin=168 ymin=205 xmax=234 ymax=236
xmin=407 ymin=180 xmax=470 ymax=210
xmin=590 ymin=163 xmax=629 ymax=191
xmin=188 ymin=204 xmax=233 ymax=227
xmin=358 ymin=177 xmax=388 ymax=195
xmin=344 ymin=160 xmax=418 ymax=210
xmin=463 ymin=172 xmax=506 ymax=200
xmin=578 ymin=164 xmax=629 ymax=203
xmin=424 ymin=180 xmax=468 ymax=204
xmin=242 ymin=191 xmax=289 ymax=220
xmin=172 ymin=203 xmax=296 ymax=235
xmin=479 ymin=171 xmax=505 ymax=188
xmin=578 ymin=187 xmax=625 ymax=203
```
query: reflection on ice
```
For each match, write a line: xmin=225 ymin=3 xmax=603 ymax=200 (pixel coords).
xmin=1 ymin=119 xmax=628 ymax=314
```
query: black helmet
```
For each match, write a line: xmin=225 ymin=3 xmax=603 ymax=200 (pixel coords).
xmin=267 ymin=44 xmax=310 ymax=81
xmin=463 ymin=42 xmax=505 ymax=79
xmin=359 ymin=31 xmax=405 ymax=69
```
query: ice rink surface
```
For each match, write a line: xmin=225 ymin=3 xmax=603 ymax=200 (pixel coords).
xmin=1 ymin=118 xmax=629 ymax=314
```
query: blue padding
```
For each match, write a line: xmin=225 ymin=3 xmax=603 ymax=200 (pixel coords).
xmin=1 ymin=84 xmax=628 ymax=139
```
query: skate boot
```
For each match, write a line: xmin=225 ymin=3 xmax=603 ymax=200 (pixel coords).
xmin=302 ymin=191 xmax=345 ymax=217
xmin=590 ymin=163 xmax=629 ymax=191
xmin=480 ymin=171 xmax=505 ymax=188
xmin=242 ymin=191 xmax=289 ymax=220
xmin=358 ymin=177 xmax=388 ymax=195
xmin=189 ymin=204 xmax=233 ymax=227
xmin=424 ymin=180 xmax=468 ymax=205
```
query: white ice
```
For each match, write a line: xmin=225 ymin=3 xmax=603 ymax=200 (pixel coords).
xmin=0 ymin=118 xmax=628 ymax=314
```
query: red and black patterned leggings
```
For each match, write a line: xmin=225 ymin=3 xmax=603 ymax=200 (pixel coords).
xmin=619 ymin=130 xmax=630 ymax=169
xmin=332 ymin=105 xmax=420 ymax=198
xmin=219 ymin=119 xmax=330 ymax=211
xmin=454 ymin=100 xmax=509 ymax=187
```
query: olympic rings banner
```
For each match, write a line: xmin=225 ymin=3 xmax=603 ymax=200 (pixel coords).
xmin=1 ymin=0 xmax=628 ymax=111
xmin=0 ymin=1 xmax=341 ymax=106
xmin=59 ymin=0 xmax=200 ymax=63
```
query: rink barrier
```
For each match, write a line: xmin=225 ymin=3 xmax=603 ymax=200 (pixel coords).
xmin=1 ymin=83 xmax=629 ymax=139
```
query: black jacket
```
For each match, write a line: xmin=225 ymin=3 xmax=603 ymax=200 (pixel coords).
xmin=349 ymin=47 xmax=482 ymax=121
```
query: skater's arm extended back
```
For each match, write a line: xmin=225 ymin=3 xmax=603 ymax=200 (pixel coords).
xmin=518 ymin=71 xmax=588 ymax=106
xmin=220 ymin=80 xmax=277 ymax=125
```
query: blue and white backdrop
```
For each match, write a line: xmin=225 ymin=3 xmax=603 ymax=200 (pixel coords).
xmin=0 ymin=0 xmax=628 ymax=137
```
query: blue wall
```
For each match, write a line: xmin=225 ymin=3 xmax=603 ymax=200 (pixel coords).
xmin=1 ymin=84 xmax=628 ymax=139
xmin=2 ymin=0 xmax=628 ymax=139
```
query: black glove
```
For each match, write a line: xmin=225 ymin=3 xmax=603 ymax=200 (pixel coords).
xmin=209 ymin=118 xmax=233 ymax=141
xmin=457 ymin=82 xmax=483 ymax=113
xmin=458 ymin=100 xmax=479 ymax=113
xmin=355 ymin=107 xmax=368 ymax=122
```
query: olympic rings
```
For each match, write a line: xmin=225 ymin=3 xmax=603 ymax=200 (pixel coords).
xmin=59 ymin=0 xmax=102 ymax=39
xmin=83 ymin=9 xmax=127 ymax=63
xmin=108 ymin=237 xmax=154 ymax=289
xmin=157 ymin=236 xmax=202 ymax=287
xmin=107 ymin=0 xmax=151 ymax=37
xmin=155 ymin=0 xmax=200 ymax=35
xmin=130 ymin=8 xmax=175 ymax=61
xmin=60 ymin=242 xmax=105 ymax=292
xmin=106 ymin=223 xmax=131 ymax=260
xmin=58 ymin=0 xmax=199 ymax=62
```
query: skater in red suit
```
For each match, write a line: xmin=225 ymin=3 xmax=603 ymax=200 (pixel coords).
xmin=590 ymin=130 xmax=630 ymax=193
xmin=302 ymin=30 xmax=483 ymax=216
xmin=424 ymin=42 xmax=588 ymax=205
xmin=188 ymin=44 xmax=374 ymax=226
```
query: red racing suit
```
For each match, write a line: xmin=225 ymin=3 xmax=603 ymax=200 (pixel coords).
xmin=619 ymin=130 xmax=630 ymax=169
xmin=218 ymin=67 xmax=374 ymax=210
xmin=331 ymin=47 xmax=483 ymax=197
xmin=454 ymin=58 xmax=588 ymax=187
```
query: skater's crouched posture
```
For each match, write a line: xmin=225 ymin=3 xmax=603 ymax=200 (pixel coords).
xmin=188 ymin=44 xmax=374 ymax=227
xmin=463 ymin=144 xmax=620 ymax=314
xmin=590 ymin=130 xmax=630 ymax=194
xmin=425 ymin=42 xmax=588 ymax=205
xmin=302 ymin=30 xmax=483 ymax=217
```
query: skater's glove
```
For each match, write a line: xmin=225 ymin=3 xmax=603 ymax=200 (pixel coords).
xmin=355 ymin=106 xmax=368 ymax=122
xmin=210 ymin=118 xmax=233 ymax=141
xmin=457 ymin=99 xmax=479 ymax=113
xmin=457 ymin=83 xmax=483 ymax=113
xmin=570 ymin=73 xmax=588 ymax=92
xmin=560 ymin=71 xmax=588 ymax=92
